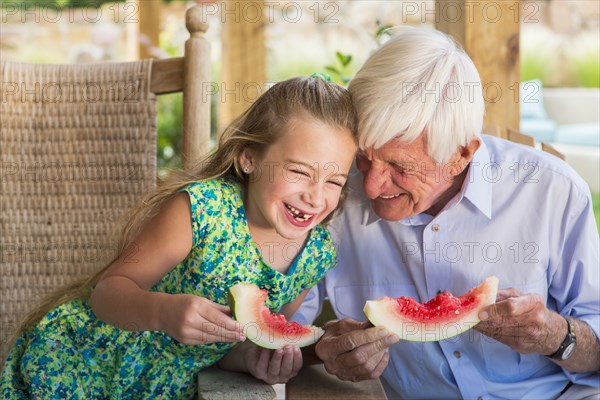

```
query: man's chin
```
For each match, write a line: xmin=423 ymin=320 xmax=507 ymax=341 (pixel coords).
xmin=371 ymin=200 xmax=411 ymax=222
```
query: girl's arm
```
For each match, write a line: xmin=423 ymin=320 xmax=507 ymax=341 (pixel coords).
xmin=90 ymin=192 xmax=243 ymax=344
xmin=280 ymin=288 xmax=311 ymax=320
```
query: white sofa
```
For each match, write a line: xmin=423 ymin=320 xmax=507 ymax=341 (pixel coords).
xmin=520 ymin=83 xmax=600 ymax=193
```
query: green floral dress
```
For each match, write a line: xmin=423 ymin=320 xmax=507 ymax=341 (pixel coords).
xmin=0 ymin=177 xmax=337 ymax=399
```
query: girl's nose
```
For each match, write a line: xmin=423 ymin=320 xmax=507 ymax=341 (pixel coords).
xmin=301 ymin=183 xmax=325 ymax=209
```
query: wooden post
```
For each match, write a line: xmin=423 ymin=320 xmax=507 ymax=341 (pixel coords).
xmin=138 ymin=0 xmax=162 ymax=59
xmin=219 ymin=0 xmax=267 ymax=132
xmin=436 ymin=0 xmax=520 ymax=138
xmin=125 ymin=0 xmax=140 ymax=61
xmin=183 ymin=6 xmax=212 ymax=167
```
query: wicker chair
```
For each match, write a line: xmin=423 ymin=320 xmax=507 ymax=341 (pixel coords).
xmin=0 ymin=6 xmax=211 ymax=365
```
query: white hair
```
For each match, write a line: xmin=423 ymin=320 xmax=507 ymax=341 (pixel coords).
xmin=348 ymin=27 xmax=485 ymax=163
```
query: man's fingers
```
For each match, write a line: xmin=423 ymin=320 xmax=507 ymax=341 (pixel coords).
xmin=323 ymin=319 xmax=372 ymax=336
xmin=495 ymin=288 xmax=522 ymax=302
xmin=480 ymin=294 xmax=542 ymax=321
xmin=344 ymin=349 xmax=387 ymax=379
xmin=323 ymin=326 xmax=394 ymax=356
xmin=355 ymin=350 xmax=390 ymax=381
xmin=334 ymin=333 xmax=398 ymax=369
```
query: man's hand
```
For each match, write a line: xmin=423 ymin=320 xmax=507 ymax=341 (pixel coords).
xmin=315 ymin=318 xmax=399 ymax=382
xmin=476 ymin=288 xmax=600 ymax=372
xmin=475 ymin=288 xmax=564 ymax=355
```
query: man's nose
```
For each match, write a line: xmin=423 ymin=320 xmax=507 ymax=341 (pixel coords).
xmin=362 ymin=164 xmax=388 ymax=199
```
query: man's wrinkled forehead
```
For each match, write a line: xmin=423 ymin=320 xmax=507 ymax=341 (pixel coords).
xmin=358 ymin=136 xmax=429 ymax=164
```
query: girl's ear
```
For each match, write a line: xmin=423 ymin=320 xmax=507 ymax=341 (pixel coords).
xmin=238 ymin=148 xmax=255 ymax=173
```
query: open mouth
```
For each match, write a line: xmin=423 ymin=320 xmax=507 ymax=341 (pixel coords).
xmin=285 ymin=203 xmax=315 ymax=222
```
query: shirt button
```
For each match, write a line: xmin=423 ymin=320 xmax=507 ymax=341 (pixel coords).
xmin=432 ymin=224 xmax=440 ymax=232
xmin=453 ymin=350 xmax=461 ymax=358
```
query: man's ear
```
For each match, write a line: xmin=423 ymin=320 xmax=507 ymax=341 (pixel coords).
xmin=447 ymin=138 xmax=481 ymax=177
xmin=461 ymin=138 xmax=481 ymax=162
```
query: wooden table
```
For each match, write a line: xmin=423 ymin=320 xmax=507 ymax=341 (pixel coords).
xmin=197 ymin=364 xmax=388 ymax=400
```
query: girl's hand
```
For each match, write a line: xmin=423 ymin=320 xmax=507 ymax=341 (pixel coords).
xmin=244 ymin=345 xmax=303 ymax=384
xmin=161 ymin=293 xmax=245 ymax=345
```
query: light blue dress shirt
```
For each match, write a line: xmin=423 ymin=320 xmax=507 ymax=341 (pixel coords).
xmin=294 ymin=135 xmax=600 ymax=399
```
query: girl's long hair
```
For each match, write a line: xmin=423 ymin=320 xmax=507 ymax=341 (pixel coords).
xmin=11 ymin=76 xmax=357 ymax=342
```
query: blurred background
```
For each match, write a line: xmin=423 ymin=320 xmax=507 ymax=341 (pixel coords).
xmin=1 ymin=0 xmax=598 ymax=226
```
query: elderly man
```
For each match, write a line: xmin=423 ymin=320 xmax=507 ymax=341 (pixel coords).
xmin=295 ymin=28 xmax=600 ymax=399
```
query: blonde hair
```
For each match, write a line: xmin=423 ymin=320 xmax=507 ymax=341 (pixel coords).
xmin=348 ymin=27 xmax=484 ymax=163
xmin=13 ymin=77 xmax=357 ymax=341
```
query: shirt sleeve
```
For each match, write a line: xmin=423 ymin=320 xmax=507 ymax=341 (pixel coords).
xmin=549 ymin=187 xmax=600 ymax=384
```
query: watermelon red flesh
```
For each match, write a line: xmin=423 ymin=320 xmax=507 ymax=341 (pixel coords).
xmin=364 ymin=276 xmax=499 ymax=342
xmin=229 ymin=283 xmax=323 ymax=349
xmin=260 ymin=309 xmax=312 ymax=336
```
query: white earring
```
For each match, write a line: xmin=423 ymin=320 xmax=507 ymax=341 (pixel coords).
xmin=243 ymin=166 xmax=250 ymax=174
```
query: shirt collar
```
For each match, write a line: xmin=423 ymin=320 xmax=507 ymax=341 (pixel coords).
xmin=461 ymin=137 xmax=493 ymax=219
xmin=362 ymin=136 xmax=493 ymax=226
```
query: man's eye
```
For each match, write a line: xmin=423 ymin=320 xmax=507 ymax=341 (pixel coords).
xmin=393 ymin=163 xmax=415 ymax=175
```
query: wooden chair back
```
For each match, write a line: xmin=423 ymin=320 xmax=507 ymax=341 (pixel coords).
xmin=0 ymin=5 xmax=210 ymax=364
xmin=506 ymin=127 xmax=565 ymax=160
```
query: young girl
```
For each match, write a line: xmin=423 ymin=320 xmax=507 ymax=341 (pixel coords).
xmin=0 ymin=76 xmax=357 ymax=399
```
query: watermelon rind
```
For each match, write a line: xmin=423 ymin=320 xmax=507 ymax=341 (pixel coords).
xmin=229 ymin=283 xmax=324 ymax=349
xmin=364 ymin=276 xmax=499 ymax=342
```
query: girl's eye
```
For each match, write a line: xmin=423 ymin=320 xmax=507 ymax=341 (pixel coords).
xmin=291 ymin=169 xmax=310 ymax=177
xmin=327 ymin=180 xmax=344 ymax=188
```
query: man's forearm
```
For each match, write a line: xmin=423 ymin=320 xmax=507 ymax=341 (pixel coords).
xmin=552 ymin=317 xmax=600 ymax=373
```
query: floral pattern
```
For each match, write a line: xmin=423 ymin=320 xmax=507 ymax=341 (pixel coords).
xmin=1 ymin=177 xmax=336 ymax=399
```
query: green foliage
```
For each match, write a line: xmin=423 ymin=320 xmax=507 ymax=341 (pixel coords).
xmin=521 ymin=52 xmax=551 ymax=85
xmin=520 ymin=30 xmax=554 ymax=85
xmin=157 ymin=93 xmax=183 ymax=171
xmin=324 ymin=51 xmax=354 ymax=86
xmin=374 ymin=19 xmax=394 ymax=46
xmin=324 ymin=19 xmax=393 ymax=86
xmin=269 ymin=61 xmax=328 ymax=83
xmin=569 ymin=51 xmax=600 ymax=88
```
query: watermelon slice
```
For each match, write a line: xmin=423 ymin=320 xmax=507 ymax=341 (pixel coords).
xmin=228 ymin=283 xmax=324 ymax=349
xmin=364 ymin=276 xmax=499 ymax=342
